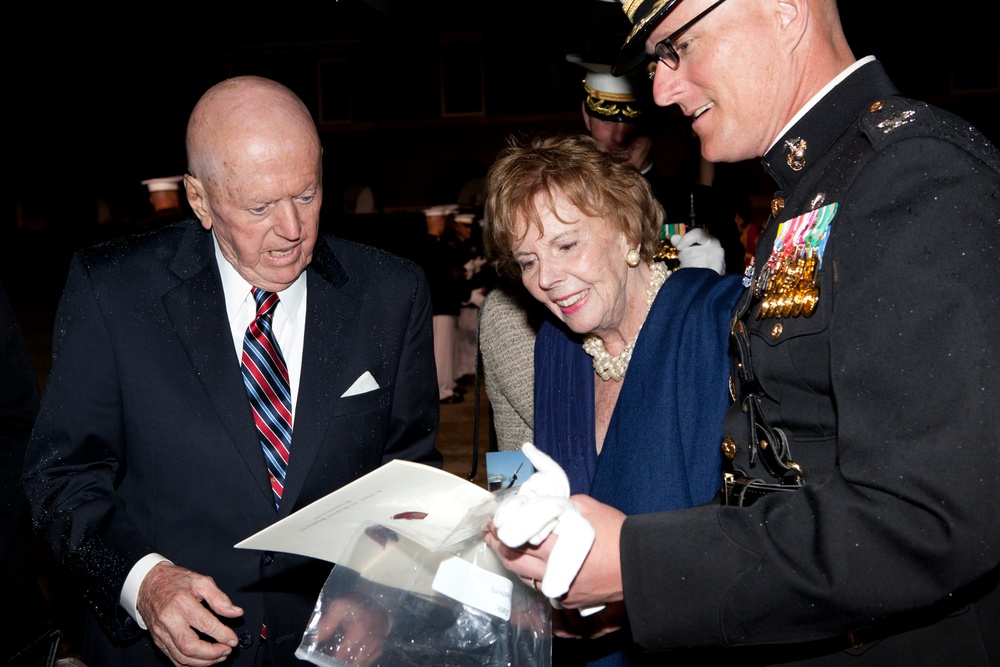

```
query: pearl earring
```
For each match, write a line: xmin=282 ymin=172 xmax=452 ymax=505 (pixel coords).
xmin=626 ymin=249 xmax=641 ymax=268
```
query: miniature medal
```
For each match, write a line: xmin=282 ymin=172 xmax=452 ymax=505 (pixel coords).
xmin=755 ymin=202 xmax=836 ymax=320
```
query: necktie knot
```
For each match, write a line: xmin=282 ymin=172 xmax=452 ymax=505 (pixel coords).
xmin=252 ymin=287 xmax=279 ymax=320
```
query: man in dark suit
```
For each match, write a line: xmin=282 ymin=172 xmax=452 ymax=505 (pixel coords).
xmin=23 ymin=76 xmax=441 ymax=667
xmin=489 ymin=0 xmax=999 ymax=664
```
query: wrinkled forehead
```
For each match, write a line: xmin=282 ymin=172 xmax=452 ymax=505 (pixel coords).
xmin=201 ymin=118 xmax=322 ymax=194
xmin=513 ymin=186 xmax=584 ymax=243
xmin=645 ymin=0 xmax=731 ymax=50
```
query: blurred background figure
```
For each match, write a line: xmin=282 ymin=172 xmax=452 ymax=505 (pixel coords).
xmin=418 ymin=204 xmax=466 ymax=404
xmin=568 ymin=52 xmax=746 ymax=274
xmin=568 ymin=53 xmax=655 ymax=173
xmin=135 ymin=175 xmax=188 ymax=232
xmin=452 ymin=212 xmax=489 ymax=391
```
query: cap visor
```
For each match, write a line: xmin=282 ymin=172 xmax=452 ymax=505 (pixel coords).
xmin=611 ymin=0 xmax=682 ymax=76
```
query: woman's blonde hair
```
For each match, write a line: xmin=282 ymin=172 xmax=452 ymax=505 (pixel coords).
xmin=483 ymin=133 xmax=663 ymax=280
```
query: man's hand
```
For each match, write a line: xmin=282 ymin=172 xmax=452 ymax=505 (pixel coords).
xmin=486 ymin=494 xmax=627 ymax=610
xmin=137 ymin=562 xmax=244 ymax=666
xmin=314 ymin=594 xmax=390 ymax=667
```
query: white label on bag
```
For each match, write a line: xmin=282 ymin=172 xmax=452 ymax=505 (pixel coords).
xmin=432 ymin=556 xmax=513 ymax=621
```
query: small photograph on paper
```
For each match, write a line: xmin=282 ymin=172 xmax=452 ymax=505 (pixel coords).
xmin=485 ymin=450 xmax=535 ymax=493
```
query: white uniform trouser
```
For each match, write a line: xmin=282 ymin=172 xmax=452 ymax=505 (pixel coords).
xmin=453 ymin=305 xmax=479 ymax=380
xmin=433 ymin=314 xmax=457 ymax=399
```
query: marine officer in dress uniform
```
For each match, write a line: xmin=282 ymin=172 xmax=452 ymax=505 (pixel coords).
xmin=488 ymin=1 xmax=1000 ymax=663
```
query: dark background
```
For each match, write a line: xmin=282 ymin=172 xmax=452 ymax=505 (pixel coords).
xmin=8 ymin=0 xmax=999 ymax=314
xmin=4 ymin=0 xmax=998 ymax=658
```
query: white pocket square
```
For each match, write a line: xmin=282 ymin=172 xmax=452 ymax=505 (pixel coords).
xmin=341 ymin=371 xmax=380 ymax=398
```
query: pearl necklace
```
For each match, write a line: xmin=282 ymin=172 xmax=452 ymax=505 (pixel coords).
xmin=582 ymin=261 xmax=670 ymax=382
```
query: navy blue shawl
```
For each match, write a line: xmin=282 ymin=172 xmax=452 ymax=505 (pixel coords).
xmin=534 ymin=268 xmax=742 ymax=515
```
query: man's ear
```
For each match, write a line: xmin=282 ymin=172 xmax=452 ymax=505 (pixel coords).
xmin=581 ymin=101 xmax=593 ymax=133
xmin=184 ymin=174 xmax=213 ymax=230
xmin=776 ymin=0 xmax=807 ymax=52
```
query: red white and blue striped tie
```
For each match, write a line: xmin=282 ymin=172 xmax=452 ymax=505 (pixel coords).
xmin=242 ymin=288 xmax=292 ymax=508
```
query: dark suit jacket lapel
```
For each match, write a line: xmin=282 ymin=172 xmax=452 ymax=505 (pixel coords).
xmin=162 ymin=224 xmax=274 ymax=505
xmin=279 ymin=237 xmax=360 ymax=516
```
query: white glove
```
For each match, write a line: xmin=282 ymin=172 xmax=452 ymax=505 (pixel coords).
xmin=492 ymin=443 xmax=595 ymax=600
xmin=493 ymin=441 xmax=570 ymax=548
xmin=673 ymin=227 xmax=725 ymax=275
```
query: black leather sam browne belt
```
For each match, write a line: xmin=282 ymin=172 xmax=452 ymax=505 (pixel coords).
xmin=721 ymin=285 xmax=804 ymax=506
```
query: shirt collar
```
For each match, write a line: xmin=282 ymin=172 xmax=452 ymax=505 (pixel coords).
xmin=213 ymin=231 xmax=307 ymax=321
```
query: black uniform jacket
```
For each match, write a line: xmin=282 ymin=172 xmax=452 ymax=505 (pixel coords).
xmin=619 ymin=60 xmax=1000 ymax=665
xmin=23 ymin=220 xmax=442 ymax=666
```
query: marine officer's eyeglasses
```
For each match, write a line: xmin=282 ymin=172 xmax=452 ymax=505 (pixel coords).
xmin=651 ymin=0 xmax=730 ymax=71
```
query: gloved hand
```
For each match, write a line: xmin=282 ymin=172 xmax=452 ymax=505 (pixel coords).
xmin=492 ymin=443 xmax=596 ymax=600
xmin=673 ymin=227 xmax=725 ymax=275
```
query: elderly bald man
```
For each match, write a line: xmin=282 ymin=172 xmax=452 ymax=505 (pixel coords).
xmin=487 ymin=0 xmax=1000 ymax=664
xmin=24 ymin=75 xmax=441 ymax=667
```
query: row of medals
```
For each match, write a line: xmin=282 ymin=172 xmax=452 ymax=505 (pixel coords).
xmin=654 ymin=216 xmax=826 ymax=320
xmin=753 ymin=203 xmax=834 ymax=320
xmin=754 ymin=248 xmax=820 ymax=319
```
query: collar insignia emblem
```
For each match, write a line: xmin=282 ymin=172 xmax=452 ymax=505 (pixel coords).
xmin=785 ymin=138 xmax=807 ymax=171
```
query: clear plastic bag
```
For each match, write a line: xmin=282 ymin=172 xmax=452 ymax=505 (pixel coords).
xmin=295 ymin=518 xmax=551 ymax=667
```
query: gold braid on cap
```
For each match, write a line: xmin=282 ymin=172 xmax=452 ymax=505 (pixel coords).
xmin=621 ymin=0 xmax=645 ymax=20
xmin=623 ymin=0 xmax=672 ymax=41
xmin=584 ymin=82 xmax=642 ymax=120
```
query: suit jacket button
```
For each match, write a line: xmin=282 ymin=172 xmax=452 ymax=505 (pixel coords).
xmin=238 ymin=632 xmax=254 ymax=649
xmin=262 ymin=552 xmax=274 ymax=566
